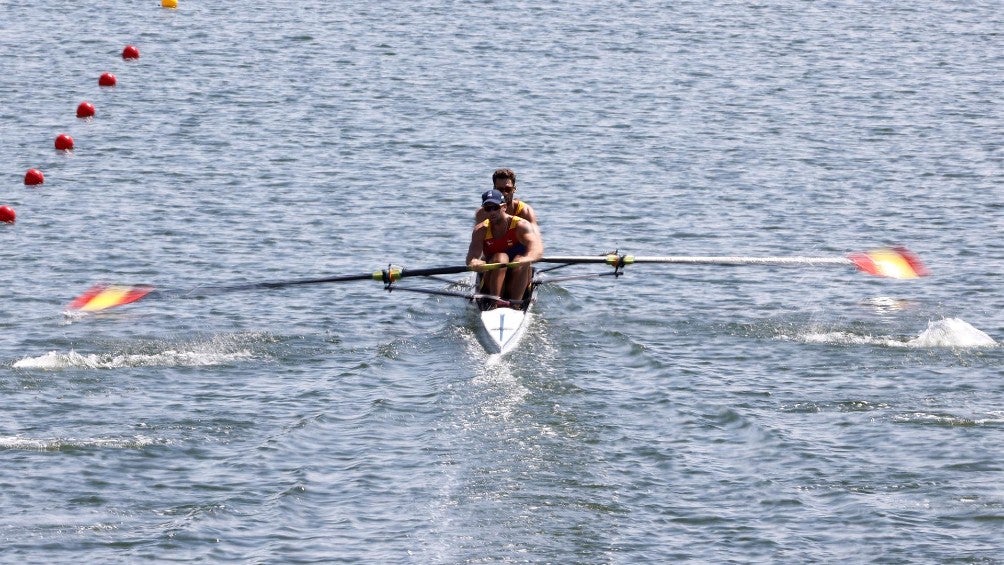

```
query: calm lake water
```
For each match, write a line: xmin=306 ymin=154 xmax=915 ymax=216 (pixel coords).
xmin=2 ymin=1 xmax=1002 ymax=562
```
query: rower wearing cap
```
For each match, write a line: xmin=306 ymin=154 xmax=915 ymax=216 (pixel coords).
xmin=466 ymin=188 xmax=544 ymax=302
xmin=474 ymin=168 xmax=539 ymax=227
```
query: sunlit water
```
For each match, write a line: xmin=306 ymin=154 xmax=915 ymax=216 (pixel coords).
xmin=1 ymin=1 xmax=1002 ymax=562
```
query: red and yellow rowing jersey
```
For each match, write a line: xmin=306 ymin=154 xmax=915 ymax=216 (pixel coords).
xmin=481 ymin=216 xmax=525 ymax=255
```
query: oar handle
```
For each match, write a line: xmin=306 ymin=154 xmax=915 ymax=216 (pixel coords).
xmin=478 ymin=260 xmax=528 ymax=272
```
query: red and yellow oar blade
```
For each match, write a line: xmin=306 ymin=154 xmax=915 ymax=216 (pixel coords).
xmin=67 ymin=284 xmax=155 ymax=312
xmin=848 ymin=247 xmax=928 ymax=279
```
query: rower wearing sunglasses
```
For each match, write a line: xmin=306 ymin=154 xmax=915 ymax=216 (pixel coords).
xmin=466 ymin=188 xmax=544 ymax=304
xmin=474 ymin=168 xmax=539 ymax=226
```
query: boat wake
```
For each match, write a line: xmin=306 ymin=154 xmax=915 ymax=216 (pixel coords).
xmin=11 ymin=333 xmax=263 ymax=370
xmin=794 ymin=318 xmax=997 ymax=348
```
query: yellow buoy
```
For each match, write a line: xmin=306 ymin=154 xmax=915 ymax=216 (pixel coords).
xmin=162 ymin=0 xmax=178 ymax=8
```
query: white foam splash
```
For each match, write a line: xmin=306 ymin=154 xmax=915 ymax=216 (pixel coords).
xmin=792 ymin=318 xmax=996 ymax=349
xmin=12 ymin=348 xmax=254 ymax=370
xmin=799 ymin=331 xmax=904 ymax=347
xmin=891 ymin=412 xmax=1004 ymax=427
xmin=907 ymin=318 xmax=997 ymax=348
xmin=0 ymin=435 xmax=161 ymax=451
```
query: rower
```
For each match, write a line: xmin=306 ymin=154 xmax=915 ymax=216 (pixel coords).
xmin=466 ymin=188 xmax=544 ymax=303
xmin=474 ymin=168 xmax=539 ymax=227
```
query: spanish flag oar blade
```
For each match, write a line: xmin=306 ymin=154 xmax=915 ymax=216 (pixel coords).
xmin=847 ymin=247 xmax=928 ymax=279
xmin=67 ymin=284 xmax=156 ymax=312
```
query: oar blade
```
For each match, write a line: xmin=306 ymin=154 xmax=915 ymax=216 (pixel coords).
xmin=848 ymin=247 xmax=928 ymax=279
xmin=67 ymin=284 xmax=155 ymax=312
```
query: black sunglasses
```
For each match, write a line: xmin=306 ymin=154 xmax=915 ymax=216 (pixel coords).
xmin=482 ymin=203 xmax=501 ymax=211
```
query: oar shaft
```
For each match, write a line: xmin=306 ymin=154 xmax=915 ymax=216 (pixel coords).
xmin=541 ymin=254 xmax=852 ymax=266
xmin=628 ymin=256 xmax=853 ymax=266
xmin=383 ymin=285 xmax=525 ymax=307
xmin=202 ymin=265 xmax=477 ymax=294
xmin=540 ymin=248 xmax=925 ymax=279
xmin=220 ymin=272 xmax=380 ymax=292
xmin=396 ymin=265 xmax=473 ymax=278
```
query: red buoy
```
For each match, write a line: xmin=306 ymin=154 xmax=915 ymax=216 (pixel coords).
xmin=24 ymin=169 xmax=45 ymax=186
xmin=122 ymin=45 xmax=140 ymax=60
xmin=55 ymin=134 xmax=75 ymax=151
xmin=99 ymin=72 xmax=117 ymax=87
xmin=0 ymin=206 xmax=15 ymax=224
xmin=76 ymin=101 xmax=96 ymax=119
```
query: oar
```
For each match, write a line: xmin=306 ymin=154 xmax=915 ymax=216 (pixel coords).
xmin=66 ymin=261 xmax=527 ymax=313
xmin=383 ymin=285 xmax=527 ymax=308
xmin=540 ymin=247 xmax=928 ymax=279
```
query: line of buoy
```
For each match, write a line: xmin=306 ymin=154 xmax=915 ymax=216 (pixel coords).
xmin=4 ymin=34 xmax=162 ymax=225
xmin=5 ymin=2 xmax=179 ymax=225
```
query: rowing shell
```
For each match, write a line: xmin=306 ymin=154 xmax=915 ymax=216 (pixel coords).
xmin=472 ymin=274 xmax=538 ymax=355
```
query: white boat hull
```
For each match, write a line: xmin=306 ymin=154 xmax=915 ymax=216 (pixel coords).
xmin=477 ymin=306 xmax=532 ymax=355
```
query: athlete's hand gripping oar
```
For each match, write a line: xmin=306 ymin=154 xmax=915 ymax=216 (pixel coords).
xmin=465 ymin=258 xmax=533 ymax=273
xmin=65 ymin=261 xmax=529 ymax=313
xmin=539 ymin=247 xmax=927 ymax=279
